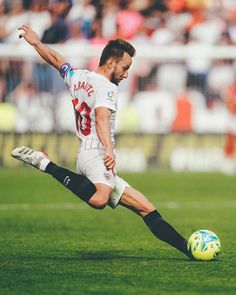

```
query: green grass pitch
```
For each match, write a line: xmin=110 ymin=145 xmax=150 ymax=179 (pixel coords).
xmin=0 ymin=168 xmax=235 ymax=295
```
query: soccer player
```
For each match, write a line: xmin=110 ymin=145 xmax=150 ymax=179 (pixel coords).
xmin=12 ymin=24 xmax=192 ymax=259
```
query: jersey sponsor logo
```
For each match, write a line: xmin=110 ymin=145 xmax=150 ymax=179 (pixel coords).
xmin=74 ymin=81 xmax=94 ymax=97
xmin=107 ymin=91 xmax=116 ymax=102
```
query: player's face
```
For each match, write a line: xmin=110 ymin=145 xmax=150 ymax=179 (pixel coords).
xmin=110 ymin=52 xmax=132 ymax=85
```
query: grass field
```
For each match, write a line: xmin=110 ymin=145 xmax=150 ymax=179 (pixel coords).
xmin=0 ymin=168 xmax=235 ymax=295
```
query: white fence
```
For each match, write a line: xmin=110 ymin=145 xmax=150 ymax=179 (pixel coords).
xmin=1 ymin=43 xmax=236 ymax=60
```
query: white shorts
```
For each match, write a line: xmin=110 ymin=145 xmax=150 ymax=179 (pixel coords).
xmin=76 ymin=149 xmax=130 ymax=208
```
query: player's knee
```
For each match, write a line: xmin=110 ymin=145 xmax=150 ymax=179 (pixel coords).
xmin=138 ymin=203 xmax=156 ymax=217
xmin=88 ymin=195 xmax=108 ymax=210
xmin=147 ymin=202 xmax=156 ymax=212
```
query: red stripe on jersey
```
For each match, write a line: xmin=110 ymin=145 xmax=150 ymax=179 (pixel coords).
xmin=72 ymin=98 xmax=78 ymax=106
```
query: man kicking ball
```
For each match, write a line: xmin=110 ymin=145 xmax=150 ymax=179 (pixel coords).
xmin=12 ymin=24 xmax=192 ymax=259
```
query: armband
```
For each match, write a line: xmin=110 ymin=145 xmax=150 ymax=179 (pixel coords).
xmin=60 ymin=63 xmax=72 ymax=78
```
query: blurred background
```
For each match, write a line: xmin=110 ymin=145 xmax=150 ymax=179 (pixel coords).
xmin=0 ymin=0 xmax=236 ymax=174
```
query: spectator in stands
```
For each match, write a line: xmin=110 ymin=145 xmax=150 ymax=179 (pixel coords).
xmin=227 ymin=8 xmax=236 ymax=44
xmin=0 ymin=0 xmax=8 ymax=43
xmin=151 ymin=17 xmax=176 ymax=45
xmin=7 ymin=81 xmax=54 ymax=132
xmin=41 ymin=0 xmax=72 ymax=44
xmin=116 ymin=1 xmax=144 ymax=40
xmin=28 ymin=0 xmax=51 ymax=40
xmin=186 ymin=34 xmax=212 ymax=98
xmin=189 ymin=12 xmax=226 ymax=45
xmin=222 ymin=80 xmax=236 ymax=174
xmin=1 ymin=0 xmax=51 ymax=42
xmin=66 ymin=20 xmax=89 ymax=68
xmin=207 ymin=60 xmax=235 ymax=106
xmin=67 ymin=0 xmax=96 ymax=39
xmin=3 ymin=0 xmax=25 ymax=43
xmin=100 ymin=0 xmax=118 ymax=39
xmin=166 ymin=0 xmax=186 ymax=13
xmin=34 ymin=0 xmax=72 ymax=93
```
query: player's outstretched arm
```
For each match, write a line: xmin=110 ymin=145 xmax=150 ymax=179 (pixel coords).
xmin=18 ymin=24 xmax=65 ymax=70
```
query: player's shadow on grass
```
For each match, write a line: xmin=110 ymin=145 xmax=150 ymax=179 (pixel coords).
xmin=74 ymin=250 xmax=189 ymax=262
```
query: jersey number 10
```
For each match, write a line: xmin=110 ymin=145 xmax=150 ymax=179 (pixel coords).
xmin=74 ymin=102 xmax=91 ymax=136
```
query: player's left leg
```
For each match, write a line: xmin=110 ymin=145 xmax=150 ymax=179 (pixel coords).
xmin=119 ymin=187 xmax=191 ymax=258
xmin=11 ymin=146 xmax=114 ymax=211
xmin=11 ymin=146 xmax=96 ymax=203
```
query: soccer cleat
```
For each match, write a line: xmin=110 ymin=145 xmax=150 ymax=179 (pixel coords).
xmin=11 ymin=146 xmax=49 ymax=171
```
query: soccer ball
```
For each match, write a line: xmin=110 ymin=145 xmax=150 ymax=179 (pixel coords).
xmin=187 ymin=230 xmax=221 ymax=261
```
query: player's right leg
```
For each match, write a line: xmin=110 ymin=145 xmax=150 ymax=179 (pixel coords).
xmin=11 ymin=146 xmax=97 ymax=204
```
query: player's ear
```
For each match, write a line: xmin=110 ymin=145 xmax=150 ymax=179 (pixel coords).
xmin=107 ymin=58 xmax=116 ymax=70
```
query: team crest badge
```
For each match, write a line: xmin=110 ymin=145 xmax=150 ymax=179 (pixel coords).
xmin=104 ymin=172 xmax=112 ymax=181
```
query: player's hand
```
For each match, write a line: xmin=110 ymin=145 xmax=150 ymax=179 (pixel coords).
xmin=104 ymin=150 xmax=116 ymax=171
xmin=18 ymin=24 xmax=40 ymax=46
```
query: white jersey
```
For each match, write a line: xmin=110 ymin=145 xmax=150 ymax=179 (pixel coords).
xmin=60 ymin=64 xmax=118 ymax=151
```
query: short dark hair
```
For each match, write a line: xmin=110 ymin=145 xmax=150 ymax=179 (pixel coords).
xmin=99 ymin=39 xmax=136 ymax=66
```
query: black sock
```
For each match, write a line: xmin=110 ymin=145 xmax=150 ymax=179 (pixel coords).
xmin=45 ymin=162 xmax=96 ymax=202
xmin=143 ymin=210 xmax=189 ymax=257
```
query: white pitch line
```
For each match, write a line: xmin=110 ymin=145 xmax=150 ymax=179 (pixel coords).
xmin=0 ymin=202 xmax=87 ymax=211
xmin=0 ymin=200 xmax=235 ymax=211
xmin=160 ymin=200 xmax=236 ymax=209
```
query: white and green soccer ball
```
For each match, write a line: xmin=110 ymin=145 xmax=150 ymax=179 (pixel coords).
xmin=187 ymin=230 xmax=221 ymax=261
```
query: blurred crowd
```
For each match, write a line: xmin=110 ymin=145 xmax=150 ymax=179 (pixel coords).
xmin=0 ymin=0 xmax=236 ymax=137
xmin=0 ymin=0 xmax=236 ymax=45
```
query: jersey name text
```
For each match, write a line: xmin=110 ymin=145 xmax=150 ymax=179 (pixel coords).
xmin=74 ymin=81 xmax=94 ymax=97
